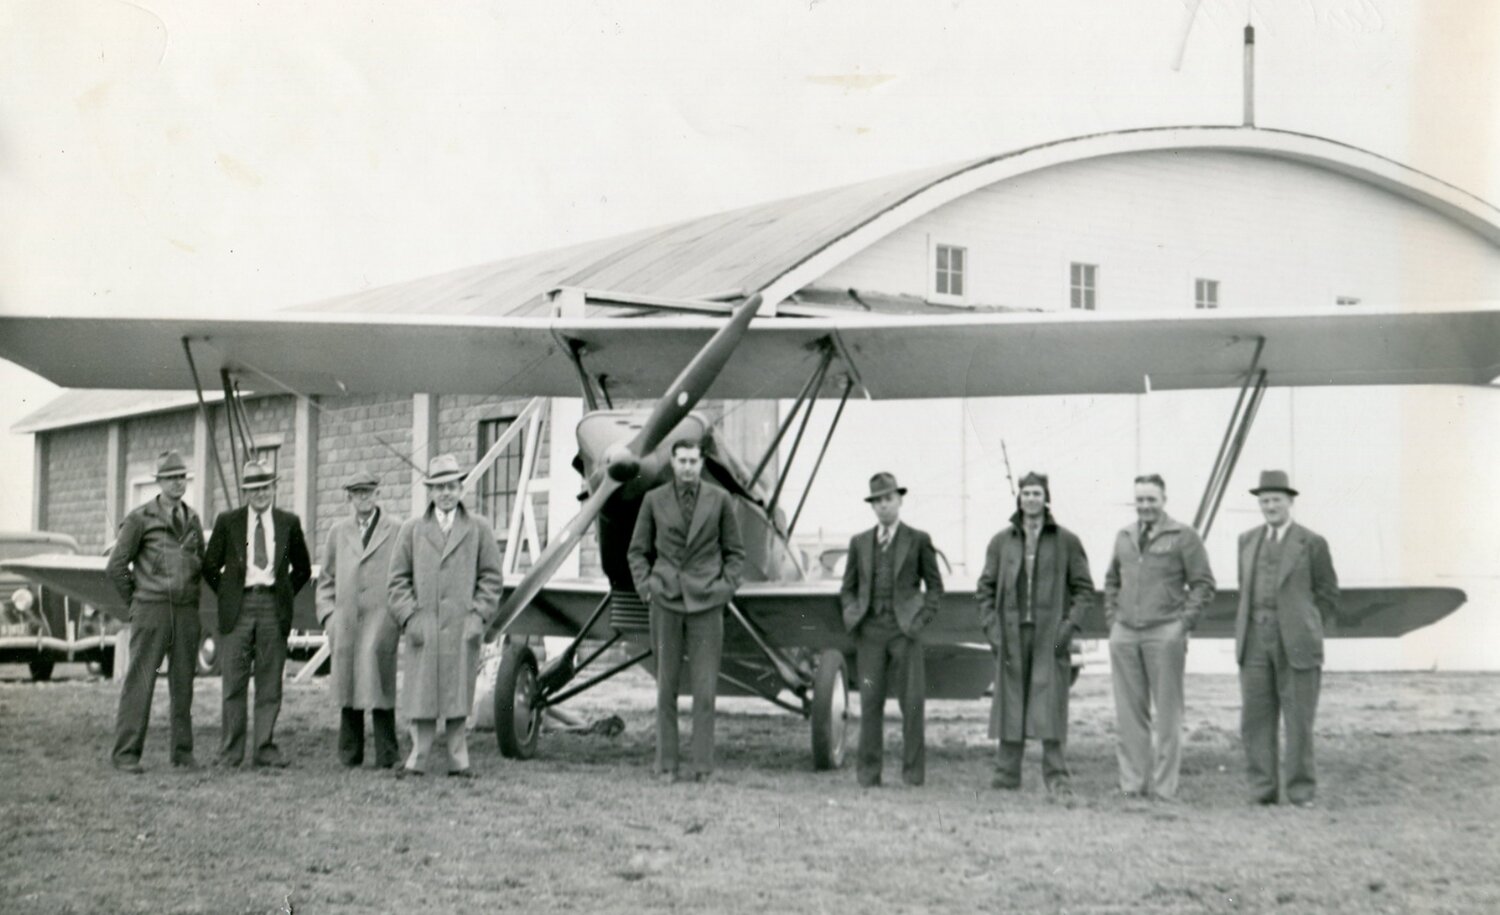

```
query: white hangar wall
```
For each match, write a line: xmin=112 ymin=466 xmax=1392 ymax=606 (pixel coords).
xmin=817 ymin=148 xmax=1500 ymax=310
xmin=787 ymin=149 xmax=1500 ymax=671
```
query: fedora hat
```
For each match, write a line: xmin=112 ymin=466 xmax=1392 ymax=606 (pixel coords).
xmin=154 ymin=450 xmax=190 ymax=480
xmin=424 ymin=453 xmax=466 ymax=486
xmin=343 ymin=468 xmax=380 ymax=491
xmin=240 ymin=460 xmax=277 ymax=490
xmin=863 ymin=471 xmax=908 ymax=502
xmin=1249 ymin=469 xmax=1298 ymax=497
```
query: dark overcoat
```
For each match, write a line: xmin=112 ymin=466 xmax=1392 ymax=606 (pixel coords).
xmin=316 ymin=508 xmax=400 ymax=709
xmin=387 ymin=505 xmax=503 ymax=721
xmin=975 ymin=513 xmax=1094 ymax=742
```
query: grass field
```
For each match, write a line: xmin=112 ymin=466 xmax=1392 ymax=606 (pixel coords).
xmin=1 ymin=663 xmax=1497 ymax=914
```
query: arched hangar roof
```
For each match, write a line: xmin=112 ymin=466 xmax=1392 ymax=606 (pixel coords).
xmin=297 ymin=124 xmax=1500 ymax=319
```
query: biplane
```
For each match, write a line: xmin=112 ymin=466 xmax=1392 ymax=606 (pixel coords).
xmin=1 ymin=294 xmax=1494 ymax=767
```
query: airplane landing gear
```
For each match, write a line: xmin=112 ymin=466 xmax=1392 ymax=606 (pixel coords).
xmin=810 ymin=649 xmax=849 ymax=770
xmin=494 ymin=642 xmax=541 ymax=760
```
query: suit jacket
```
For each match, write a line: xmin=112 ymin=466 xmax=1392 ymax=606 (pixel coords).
xmin=627 ymin=481 xmax=745 ymax=614
xmin=203 ymin=506 xmax=313 ymax=638
xmin=1235 ymin=521 xmax=1340 ymax=669
xmin=840 ymin=522 xmax=944 ymax=637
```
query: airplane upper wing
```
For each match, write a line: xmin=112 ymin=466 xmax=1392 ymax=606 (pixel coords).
xmin=2 ymin=305 xmax=1496 ymax=400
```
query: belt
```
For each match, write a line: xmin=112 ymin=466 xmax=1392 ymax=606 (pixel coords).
xmin=244 ymin=584 xmax=277 ymax=595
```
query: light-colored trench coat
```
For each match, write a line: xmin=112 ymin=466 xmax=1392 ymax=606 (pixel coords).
xmin=387 ymin=504 xmax=504 ymax=721
xmin=976 ymin=513 xmax=1094 ymax=742
xmin=315 ymin=508 xmax=400 ymax=710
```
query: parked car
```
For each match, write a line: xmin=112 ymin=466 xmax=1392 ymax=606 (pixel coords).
xmin=0 ymin=531 xmax=119 ymax=680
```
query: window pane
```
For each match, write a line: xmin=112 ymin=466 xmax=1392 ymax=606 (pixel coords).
xmin=951 ymin=247 xmax=964 ymax=271
xmin=1070 ymin=263 xmax=1080 ymax=284
xmin=936 ymin=247 xmax=949 ymax=270
xmin=935 ymin=271 xmax=948 ymax=295
xmin=951 ymin=274 xmax=963 ymax=296
xmin=1084 ymin=289 xmax=1095 ymax=310
xmin=1071 ymin=288 xmax=1081 ymax=309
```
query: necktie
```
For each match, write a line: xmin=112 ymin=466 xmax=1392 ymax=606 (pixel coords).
xmin=253 ymin=513 xmax=269 ymax=569
xmin=361 ymin=511 xmax=376 ymax=548
xmin=680 ymin=486 xmax=696 ymax=525
xmin=1138 ymin=524 xmax=1151 ymax=554
xmin=439 ymin=511 xmax=452 ymax=535
xmin=171 ymin=505 xmax=184 ymax=538
xmin=879 ymin=526 xmax=891 ymax=550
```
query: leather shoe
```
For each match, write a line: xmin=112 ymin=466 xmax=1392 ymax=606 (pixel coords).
xmin=113 ymin=760 xmax=144 ymax=775
xmin=990 ymin=774 xmax=1020 ymax=791
xmin=172 ymin=758 xmax=201 ymax=772
xmin=447 ymin=768 xmax=478 ymax=780
xmin=395 ymin=767 xmax=425 ymax=780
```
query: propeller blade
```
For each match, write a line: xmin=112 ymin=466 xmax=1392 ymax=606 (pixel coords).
xmin=627 ymin=293 xmax=764 ymax=458
xmin=491 ymin=476 xmax=621 ymax=637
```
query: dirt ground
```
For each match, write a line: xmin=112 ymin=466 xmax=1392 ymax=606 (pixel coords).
xmin=1 ymin=663 xmax=1497 ymax=914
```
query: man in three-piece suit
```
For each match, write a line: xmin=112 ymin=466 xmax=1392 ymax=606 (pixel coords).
xmin=316 ymin=468 xmax=402 ymax=769
xmin=203 ymin=460 xmax=313 ymax=768
xmin=628 ymin=438 xmax=745 ymax=782
xmin=840 ymin=472 xmax=944 ymax=788
xmin=1237 ymin=470 xmax=1340 ymax=807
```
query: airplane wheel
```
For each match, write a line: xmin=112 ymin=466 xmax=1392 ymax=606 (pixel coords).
xmin=29 ymin=658 xmax=55 ymax=682
xmin=90 ymin=652 xmax=115 ymax=679
xmin=810 ymin=649 xmax=849 ymax=770
xmin=197 ymin=633 xmax=220 ymax=676
xmin=494 ymin=643 xmax=541 ymax=760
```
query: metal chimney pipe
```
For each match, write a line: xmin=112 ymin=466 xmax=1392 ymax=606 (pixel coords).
xmin=1243 ymin=24 xmax=1256 ymax=127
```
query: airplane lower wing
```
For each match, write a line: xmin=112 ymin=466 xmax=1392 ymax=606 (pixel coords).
xmin=0 ymin=554 xmax=322 ymax=631
xmin=3 ymin=556 xmax=1466 ymax=697
xmin=2 ymin=305 xmax=1496 ymax=400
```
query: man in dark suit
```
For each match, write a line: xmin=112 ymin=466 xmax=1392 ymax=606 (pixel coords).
xmin=1237 ymin=470 xmax=1339 ymax=807
xmin=627 ymin=439 xmax=745 ymax=782
xmin=840 ymin=472 xmax=944 ymax=787
xmin=203 ymin=460 xmax=313 ymax=768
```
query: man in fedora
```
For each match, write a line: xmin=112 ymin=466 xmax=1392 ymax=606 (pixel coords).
xmin=840 ymin=472 xmax=944 ymax=787
xmin=1237 ymin=470 xmax=1340 ymax=807
xmin=106 ymin=450 xmax=206 ymax=773
xmin=203 ymin=460 xmax=313 ymax=768
xmin=628 ymin=438 xmax=745 ymax=782
xmin=316 ymin=468 xmax=402 ymax=769
xmin=976 ymin=471 xmax=1094 ymax=795
xmin=388 ymin=454 xmax=503 ymax=778
xmin=1104 ymin=473 xmax=1215 ymax=800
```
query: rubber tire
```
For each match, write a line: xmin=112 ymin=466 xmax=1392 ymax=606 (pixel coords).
xmin=494 ymin=643 xmax=541 ymax=760
xmin=29 ymin=658 xmax=55 ymax=682
xmin=197 ymin=633 xmax=220 ymax=676
xmin=810 ymin=649 xmax=850 ymax=770
xmin=94 ymin=651 xmax=115 ymax=679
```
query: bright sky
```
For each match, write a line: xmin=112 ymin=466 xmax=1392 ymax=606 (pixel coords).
xmin=2 ymin=0 xmax=1496 ymax=530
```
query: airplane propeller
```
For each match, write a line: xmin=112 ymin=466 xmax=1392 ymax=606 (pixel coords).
xmin=488 ymin=293 xmax=766 ymax=637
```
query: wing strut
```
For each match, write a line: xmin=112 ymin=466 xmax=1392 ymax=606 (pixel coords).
xmin=747 ymin=342 xmax=835 ymax=491
xmin=787 ymin=374 xmax=855 ymax=538
xmin=1192 ymin=337 xmax=1268 ymax=538
xmin=765 ymin=349 xmax=834 ymax=521
xmin=180 ymin=338 xmax=235 ymax=510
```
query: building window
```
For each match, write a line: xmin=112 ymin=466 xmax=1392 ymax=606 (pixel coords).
xmin=1070 ymin=262 xmax=1097 ymax=310
xmin=476 ymin=417 xmax=529 ymax=550
xmin=934 ymin=244 xmax=966 ymax=298
xmin=1194 ymin=278 xmax=1219 ymax=310
xmin=1337 ymin=296 xmax=1361 ymax=307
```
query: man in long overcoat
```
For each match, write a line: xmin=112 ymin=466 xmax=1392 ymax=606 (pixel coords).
xmin=388 ymin=454 xmax=504 ymax=778
xmin=976 ymin=472 xmax=1094 ymax=794
xmin=316 ymin=468 xmax=402 ymax=769
xmin=1236 ymin=470 xmax=1339 ymax=807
